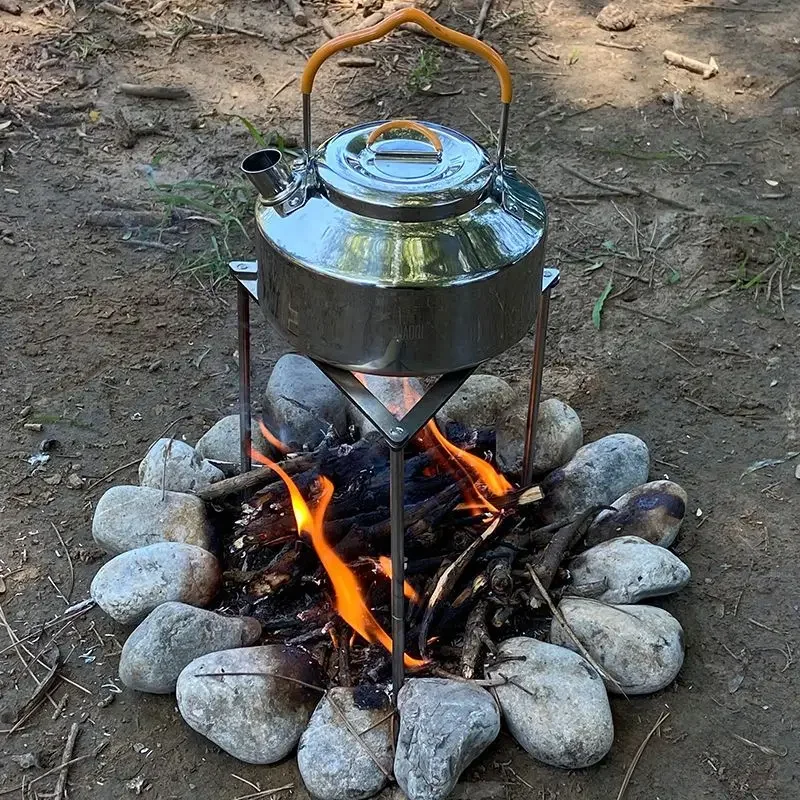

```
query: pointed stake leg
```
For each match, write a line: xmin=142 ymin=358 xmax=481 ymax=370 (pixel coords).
xmin=390 ymin=445 xmax=405 ymax=703
xmin=237 ymin=283 xmax=252 ymax=474
xmin=522 ymin=285 xmax=552 ymax=486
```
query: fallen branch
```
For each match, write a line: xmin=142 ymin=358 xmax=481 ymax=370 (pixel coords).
xmin=596 ymin=39 xmax=643 ymax=52
xmin=460 ymin=599 xmax=493 ymax=679
xmin=473 ymin=0 xmax=494 ymax=38
xmin=770 ymin=73 xmax=800 ymax=98
xmin=663 ymin=50 xmax=719 ymax=79
xmin=197 ymin=453 xmax=317 ymax=502
xmin=54 ymin=723 xmax=80 ymax=800
xmin=173 ymin=11 xmax=272 ymax=41
xmin=283 ymin=0 xmax=308 ymax=26
xmin=118 ymin=83 xmax=189 ymax=100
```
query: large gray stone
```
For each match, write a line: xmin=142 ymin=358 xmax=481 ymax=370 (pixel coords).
xmin=176 ymin=646 xmax=322 ymax=764
xmin=567 ymin=535 xmax=690 ymax=604
xmin=264 ymin=354 xmax=348 ymax=449
xmin=541 ymin=433 xmax=649 ymax=519
xmin=90 ymin=542 xmax=221 ymax=625
xmin=138 ymin=438 xmax=224 ymax=493
xmin=348 ymin=375 xmax=424 ymax=439
xmin=92 ymin=485 xmax=212 ymax=554
xmin=195 ymin=415 xmax=271 ymax=474
xmin=298 ymin=686 xmax=393 ymax=800
xmin=585 ymin=480 xmax=688 ymax=548
xmin=487 ymin=637 xmax=613 ymax=769
xmin=497 ymin=398 xmax=582 ymax=476
xmin=550 ymin=598 xmax=685 ymax=695
xmin=395 ymin=678 xmax=500 ymax=800
xmin=435 ymin=375 xmax=515 ymax=432
xmin=119 ymin=603 xmax=262 ymax=694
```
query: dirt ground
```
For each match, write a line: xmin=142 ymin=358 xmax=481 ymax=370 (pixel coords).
xmin=1 ymin=0 xmax=799 ymax=797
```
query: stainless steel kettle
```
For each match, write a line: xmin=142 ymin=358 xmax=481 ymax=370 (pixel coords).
xmin=241 ymin=8 xmax=547 ymax=376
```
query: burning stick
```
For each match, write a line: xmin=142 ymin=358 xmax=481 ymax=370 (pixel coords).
xmin=417 ymin=516 xmax=503 ymax=657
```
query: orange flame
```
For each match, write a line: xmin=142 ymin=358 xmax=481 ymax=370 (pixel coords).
xmin=354 ymin=375 xmax=512 ymax=514
xmin=377 ymin=556 xmax=420 ymax=603
xmin=251 ymin=446 xmax=425 ymax=669
xmin=258 ymin=419 xmax=290 ymax=456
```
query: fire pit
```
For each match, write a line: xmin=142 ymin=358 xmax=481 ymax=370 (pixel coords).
xmin=86 ymin=8 xmax=692 ymax=800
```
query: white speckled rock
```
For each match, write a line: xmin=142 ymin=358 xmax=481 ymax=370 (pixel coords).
xmin=395 ymin=678 xmax=500 ymax=800
xmin=541 ymin=433 xmax=649 ymax=519
xmin=585 ymin=480 xmax=688 ymax=547
xmin=138 ymin=438 xmax=224 ymax=493
xmin=497 ymin=398 xmax=583 ymax=476
xmin=119 ymin=603 xmax=262 ymax=693
xmin=487 ymin=637 xmax=613 ymax=769
xmin=348 ymin=375 xmax=424 ymax=439
xmin=551 ymin=598 xmax=685 ymax=695
xmin=435 ymin=375 xmax=515 ymax=431
xmin=92 ymin=485 xmax=212 ymax=554
xmin=90 ymin=542 xmax=221 ymax=625
xmin=568 ymin=536 xmax=690 ymax=604
xmin=195 ymin=415 xmax=271 ymax=474
xmin=177 ymin=646 xmax=321 ymax=764
xmin=298 ymin=686 xmax=393 ymax=800
xmin=264 ymin=354 xmax=348 ymax=449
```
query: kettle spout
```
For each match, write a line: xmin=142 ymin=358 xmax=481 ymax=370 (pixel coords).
xmin=241 ymin=149 xmax=297 ymax=202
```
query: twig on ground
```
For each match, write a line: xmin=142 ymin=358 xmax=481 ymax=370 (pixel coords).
xmin=279 ymin=24 xmax=321 ymax=44
xmin=50 ymin=523 xmax=74 ymax=602
xmin=282 ymin=0 xmax=308 ymax=26
xmin=0 ymin=742 xmax=107 ymax=796
xmin=663 ymin=50 xmax=719 ymax=79
xmin=0 ymin=599 xmax=95 ymax=657
xmin=559 ymin=163 xmax=639 ymax=197
xmin=490 ymin=10 xmax=524 ymax=29
xmin=54 ymin=723 xmax=80 ymax=800
xmin=616 ymin=711 xmax=671 ymax=800
xmin=655 ymin=340 xmax=697 ymax=367
xmin=769 ymin=73 xmax=800 ymax=98
xmin=118 ymin=83 xmax=189 ymax=100
xmin=731 ymin=733 xmax=787 ymax=757
xmin=596 ymin=40 xmax=642 ymax=51
xmin=84 ymin=459 xmax=141 ymax=492
xmin=173 ymin=11 xmax=272 ymax=41
xmin=473 ymin=0 xmax=493 ymax=38
xmin=234 ymin=785 xmax=294 ymax=800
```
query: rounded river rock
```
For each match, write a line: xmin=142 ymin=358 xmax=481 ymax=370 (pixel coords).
xmin=92 ymin=485 xmax=212 ymax=554
xmin=585 ymin=480 xmax=687 ymax=548
xmin=487 ymin=637 xmax=613 ymax=769
xmin=90 ymin=542 xmax=221 ymax=625
xmin=395 ymin=678 xmax=500 ymax=800
xmin=551 ymin=598 xmax=685 ymax=695
xmin=119 ymin=602 xmax=262 ymax=693
xmin=176 ymin=645 xmax=322 ymax=764
xmin=298 ymin=685 xmax=393 ymax=800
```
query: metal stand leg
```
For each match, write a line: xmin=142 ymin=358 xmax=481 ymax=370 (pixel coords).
xmin=237 ymin=283 xmax=252 ymax=474
xmin=522 ymin=286 xmax=552 ymax=486
xmin=389 ymin=445 xmax=405 ymax=703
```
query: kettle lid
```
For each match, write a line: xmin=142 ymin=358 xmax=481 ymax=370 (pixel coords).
xmin=314 ymin=119 xmax=493 ymax=222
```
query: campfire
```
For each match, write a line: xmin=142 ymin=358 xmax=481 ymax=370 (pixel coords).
xmin=219 ymin=385 xmax=537 ymax=683
xmin=89 ymin=359 xmax=691 ymax=800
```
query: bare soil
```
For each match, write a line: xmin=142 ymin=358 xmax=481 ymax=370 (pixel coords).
xmin=1 ymin=0 xmax=799 ymax=798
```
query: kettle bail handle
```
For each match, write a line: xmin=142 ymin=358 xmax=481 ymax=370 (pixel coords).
xmin=299 ymin=8 xmax=513 ymax=165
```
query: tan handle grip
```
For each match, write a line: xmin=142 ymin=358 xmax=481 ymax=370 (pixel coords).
xmin=301 ymin=8 xmax=512 ymax=103
xmin=366 ymin=120 xmax=443 ymax=152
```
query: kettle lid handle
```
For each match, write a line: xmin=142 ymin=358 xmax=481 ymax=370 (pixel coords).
xmin=299 ymin=8 xmax=513 ymax=165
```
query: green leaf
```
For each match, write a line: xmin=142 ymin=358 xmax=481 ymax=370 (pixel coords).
xmin=601 ymin=239 xmax=616 ymax=251
xmin=234 ymin=115 xmax=268 ymax=148
xmin=592 ymin=278 xmax=614 ymax=330
xmin=666 ymin=268 xmax=681 ymax=285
